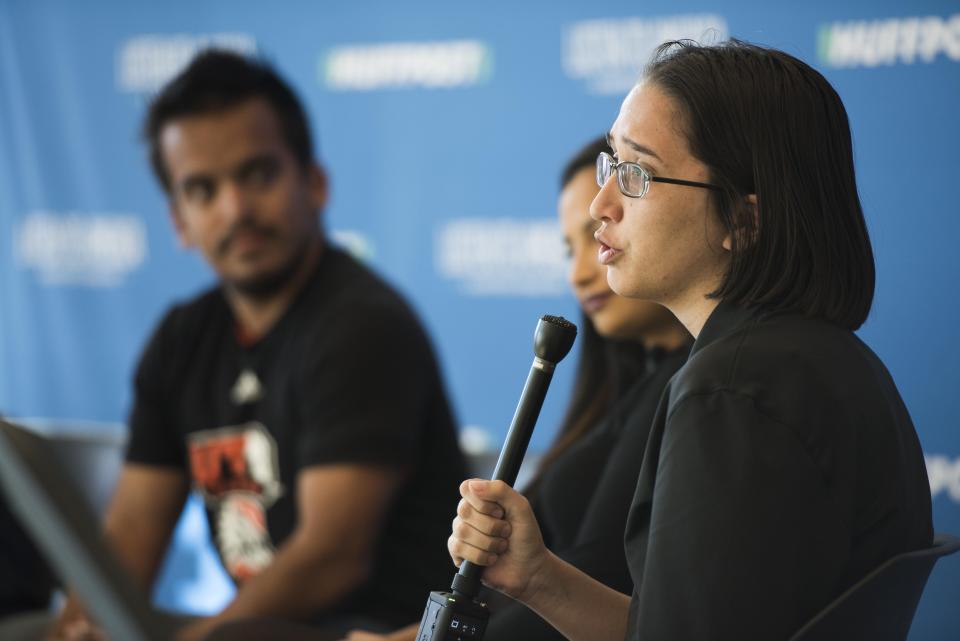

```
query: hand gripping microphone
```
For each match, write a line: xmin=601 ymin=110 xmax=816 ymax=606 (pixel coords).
xmin=415 ymin=315 xmax=577 ymax=641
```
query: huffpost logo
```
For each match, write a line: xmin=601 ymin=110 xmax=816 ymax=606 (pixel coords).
xmin=321 ymin=40 xmax=492 ymax=91
xmin=818 ymin=14 xmax=960 ymax=68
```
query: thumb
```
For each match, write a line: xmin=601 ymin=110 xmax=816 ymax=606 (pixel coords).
xmin=469 ymin=479 xmax=526 ymax=512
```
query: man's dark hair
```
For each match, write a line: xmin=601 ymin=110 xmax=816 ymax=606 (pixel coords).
xmin=560 ymin=136 xmax=611 ymax=190
xmin=143 ymin=49 xmax=315 ymax=192
xmin=644 ymin=39 xmax=875 ymax=330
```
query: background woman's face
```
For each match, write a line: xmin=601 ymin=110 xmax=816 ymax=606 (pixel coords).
xmin=559 ymin=166 xmax=678 ymax=343
xmin=590 ymin=82 xmax=731 ymax=314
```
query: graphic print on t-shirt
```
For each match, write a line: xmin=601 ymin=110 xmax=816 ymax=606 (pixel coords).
xmin=187 ymin=422 xmax=284 ymax=582
xmin=230 ymin=368 xmax=263 ymax=405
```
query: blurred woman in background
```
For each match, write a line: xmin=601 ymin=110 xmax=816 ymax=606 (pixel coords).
xmin=336 ymin=137 xmax=690 ymax=641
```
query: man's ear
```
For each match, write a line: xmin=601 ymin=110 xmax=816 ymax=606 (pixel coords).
xmin=168 ymin=205 xmax=192 ymax=249
xmin=722 ymin=194 xmax=758 ymax=251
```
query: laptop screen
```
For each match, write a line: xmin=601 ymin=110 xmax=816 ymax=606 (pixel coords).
xmin=0 ymin=419 xmax=174 ymax=641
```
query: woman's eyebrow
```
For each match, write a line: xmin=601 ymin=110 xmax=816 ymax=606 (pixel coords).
xmin=622 ymin=136 xmax=663 ymax=162
xmin=608 ymin=131 xmax=663 ymax=162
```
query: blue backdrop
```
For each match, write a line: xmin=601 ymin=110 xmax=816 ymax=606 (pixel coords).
xmin=1 ymin=0 xmax=958 ymax=638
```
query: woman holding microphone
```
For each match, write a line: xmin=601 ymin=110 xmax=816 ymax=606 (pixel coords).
xmin=449 ymin=39 xmax=932 ymax=641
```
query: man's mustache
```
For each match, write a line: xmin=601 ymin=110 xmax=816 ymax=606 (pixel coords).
xmin=217 ymin=220 xmax=279 ymax=255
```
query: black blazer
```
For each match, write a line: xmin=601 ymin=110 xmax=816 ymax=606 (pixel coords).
xmin=624 ymin=301 xmax=932 ymax=641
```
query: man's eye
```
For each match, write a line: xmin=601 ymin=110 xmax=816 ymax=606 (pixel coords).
xmin=242 ymin=162 xmax=279 ymax=188
xmin=183 ymin=181 xmax=214 ymax=204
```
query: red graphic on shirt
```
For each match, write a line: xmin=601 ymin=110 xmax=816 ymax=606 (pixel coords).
xmin=187 ymin=423 xmax=282 ymax=503
xmin=219 ymin=493 xmax=274 ymax=581
xmin=187 ymin=423 xmax=283 ymax=582
xmin=189 ymin=433 xmax=262 ymax=496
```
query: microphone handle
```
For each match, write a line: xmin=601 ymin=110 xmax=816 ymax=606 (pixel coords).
xmin=452 ymin=356 xmax=556 ymax=597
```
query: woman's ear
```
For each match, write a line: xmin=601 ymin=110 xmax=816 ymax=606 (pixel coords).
xmin=722 ymin=194 xmax=758 ymax=251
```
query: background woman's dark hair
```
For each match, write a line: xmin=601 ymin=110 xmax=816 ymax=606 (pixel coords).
xmin=529 ymin=136 xmax=648 ymax=486
xmin=559 ymin=136 xmax=609 ymax=191
xmin=143 ymin=49 xmax=315 ymax=193
xmin=644 ymin=39 xmax=874 ymax=330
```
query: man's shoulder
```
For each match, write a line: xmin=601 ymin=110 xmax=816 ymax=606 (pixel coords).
xmin=317 ymin=247 xmax=411 ymax=301
xmin=300 ymin=247 xmax=426 ymax=334
xmin=154 ymin=283 xmax=228 ymax=339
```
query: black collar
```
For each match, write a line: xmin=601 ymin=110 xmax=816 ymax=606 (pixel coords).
xmin=689 ymin=299 xmax=758 ymax=358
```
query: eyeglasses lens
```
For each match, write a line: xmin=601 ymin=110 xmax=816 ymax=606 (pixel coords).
xmin=596 ymin=152 xmax=612 ymax=188
xmin=621 ymin=163 xmax=647 ymax=198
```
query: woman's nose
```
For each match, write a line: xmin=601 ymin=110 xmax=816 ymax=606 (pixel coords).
xmin=589 ymin=176 xmax=623 ymax=224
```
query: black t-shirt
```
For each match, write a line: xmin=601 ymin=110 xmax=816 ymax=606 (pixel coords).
xmin=483 ymin=347 xmax=688 ymax=641
xmin=624 ymin=301 xmax=933 ymax=641
xmin=126 ymin=247 xmax=467 ymax=625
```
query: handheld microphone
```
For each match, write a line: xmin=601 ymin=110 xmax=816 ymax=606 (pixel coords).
xmin=415 ymin=315 xmax=577 ymax=641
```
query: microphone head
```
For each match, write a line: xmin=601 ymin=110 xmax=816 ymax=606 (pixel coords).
xmin=534 ymin=315 xmax=577 ymax=364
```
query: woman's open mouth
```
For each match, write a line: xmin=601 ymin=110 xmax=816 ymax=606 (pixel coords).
xmin=595 ymin=230 xmax=622 ymax=265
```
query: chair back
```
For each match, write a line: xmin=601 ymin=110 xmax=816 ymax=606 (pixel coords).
xmin=788 ymin=533 xmax=960 ymax=641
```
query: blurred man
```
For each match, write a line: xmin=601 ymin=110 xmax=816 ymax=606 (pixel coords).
xmin=49 ymin=50 xmax=466 ymax=641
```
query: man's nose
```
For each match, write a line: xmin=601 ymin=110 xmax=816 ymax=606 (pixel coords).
xmin=217 ymin=181 xmax=255 ymax=221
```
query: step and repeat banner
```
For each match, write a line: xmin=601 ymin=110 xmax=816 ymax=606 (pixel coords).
xmin=1 ymin=0 xmax=958 ymax=637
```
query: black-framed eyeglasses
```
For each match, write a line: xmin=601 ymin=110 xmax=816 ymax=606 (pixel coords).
xmin=596 ymin=151 xmax=720 ymax=199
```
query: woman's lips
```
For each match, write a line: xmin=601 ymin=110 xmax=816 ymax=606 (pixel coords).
xmin=581 ymin=292 xmax=612 ymax=314
xmin=596 ymin=236 xmax=622 ymax=265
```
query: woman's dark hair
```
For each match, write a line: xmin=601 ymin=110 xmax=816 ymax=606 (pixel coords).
xmin=530 ymin=136 xmax=647 ymax=485
xmin=644 ymin=39 xmax=874 ymax=329
xmin=143 ymin=49 xmax=315 ymax=193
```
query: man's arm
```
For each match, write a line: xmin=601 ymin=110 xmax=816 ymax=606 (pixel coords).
xmin=50 ymin=464 xmax=189 ymax=638
xmin=179 ymin=463 xmax=404 ymax=641
xmin=102 ymin=465 xmax=191 ymax=587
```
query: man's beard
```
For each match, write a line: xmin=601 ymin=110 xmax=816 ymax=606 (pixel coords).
xmin=227 ymin=237 xmax=316 ymax=301
xmin=219 ymin=220 xmax=317 ymax=301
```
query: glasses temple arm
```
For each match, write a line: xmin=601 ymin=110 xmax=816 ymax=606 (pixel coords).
xmin=650 ymin=176 xmax=721 ymax=191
